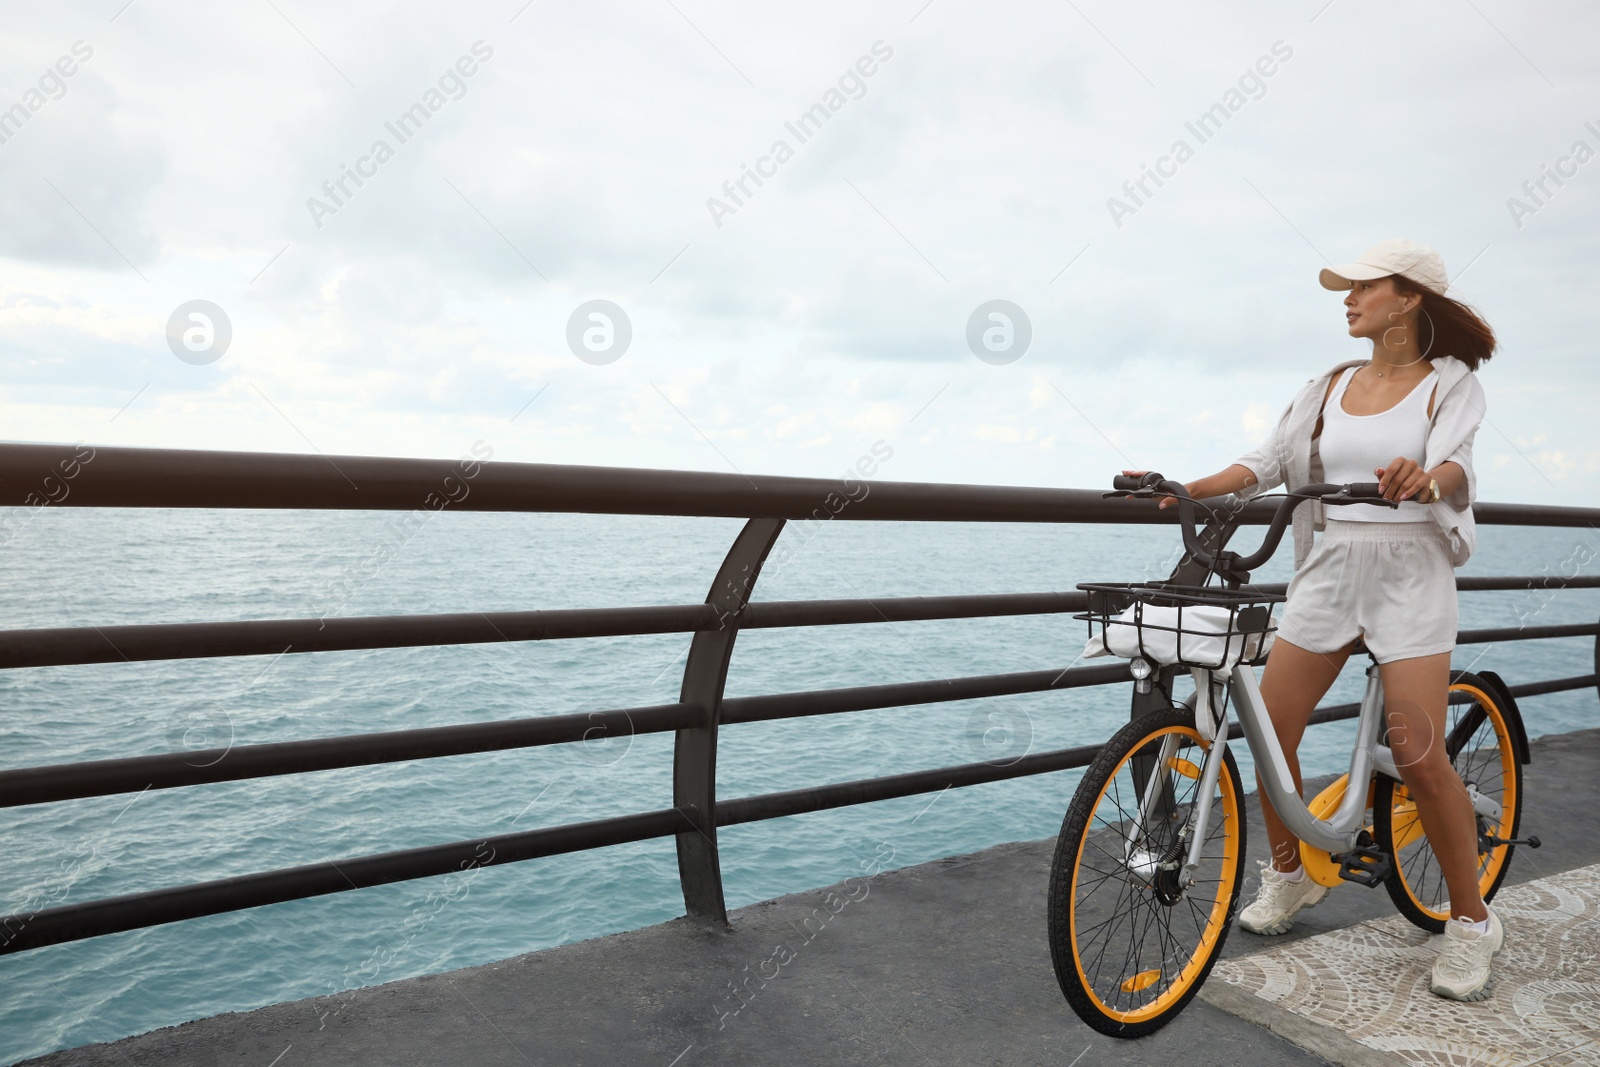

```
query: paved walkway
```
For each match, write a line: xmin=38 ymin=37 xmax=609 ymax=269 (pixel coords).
xmin=23 ymin=727 xmax=1600 ymax=1067
xmin=1212 ymin=862 xmax=1600 ymax=1066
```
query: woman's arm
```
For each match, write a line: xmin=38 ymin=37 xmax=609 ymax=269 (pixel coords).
xmin=1431 ymin=461 xmax=1466 ymax=499
xmin=1182 ymin=464 xmax=1259 ymax=504
xmin=1119 ymin=465 xmax=1258 ymax=510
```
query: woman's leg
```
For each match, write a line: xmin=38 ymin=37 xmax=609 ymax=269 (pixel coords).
xmin=1255 ymin=635 xmax=1354 ymax=871
xmin=1379 ymin=651 xmax=1488 ymax=922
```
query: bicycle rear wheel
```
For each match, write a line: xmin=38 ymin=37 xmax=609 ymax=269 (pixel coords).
xmin=1048 ymin=707 xmax=1246 ymax=1038
xmin=1373 ymin=671 xmax=1522 ymax=933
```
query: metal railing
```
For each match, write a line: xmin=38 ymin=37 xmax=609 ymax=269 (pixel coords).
xmin=1 ymin=442 xmax=1596 ymax=955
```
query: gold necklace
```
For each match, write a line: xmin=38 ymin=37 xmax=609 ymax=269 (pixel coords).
xmin=1371 ymin=353 xmax=1426 ymax=378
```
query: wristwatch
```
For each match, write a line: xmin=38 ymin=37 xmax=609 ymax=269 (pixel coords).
xmin=1423 ymin=478 xmax=1441 ymax=504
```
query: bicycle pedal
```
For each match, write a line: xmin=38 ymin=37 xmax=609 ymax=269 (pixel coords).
xmin=1331 ymin=845 xmax=1393 ymax=887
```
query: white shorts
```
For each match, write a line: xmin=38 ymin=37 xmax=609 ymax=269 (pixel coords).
xmin=1273 ymin=519 xmax=1458 ymax=664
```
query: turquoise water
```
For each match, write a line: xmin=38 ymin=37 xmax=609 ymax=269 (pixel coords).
xmin=0 ymin=508 xmax=1595 ymax=1064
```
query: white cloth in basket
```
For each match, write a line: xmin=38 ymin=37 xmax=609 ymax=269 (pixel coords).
xmin=1081 ymin=602 xmax=1273 ymax=668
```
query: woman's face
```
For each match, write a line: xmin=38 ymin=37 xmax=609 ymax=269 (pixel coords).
xmin=1343 ymin=275 xmax=1414 ymax=341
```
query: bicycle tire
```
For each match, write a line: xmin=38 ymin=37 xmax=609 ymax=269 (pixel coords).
xmin=1372 ymin=671 xmax=1523 ymax=934
xmin=1048 ymin=707 xmax=1246 ymax=1038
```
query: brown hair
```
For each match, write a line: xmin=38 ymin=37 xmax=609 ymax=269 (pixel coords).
xmin=1391 ymin=275 xmax=1497 ymax=371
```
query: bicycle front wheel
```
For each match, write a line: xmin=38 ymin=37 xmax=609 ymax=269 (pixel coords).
xmin=1373 ymin=671 xmax=1523 ymax=933
xmin=1048 ymin=707 xmax=1246 ymax=1038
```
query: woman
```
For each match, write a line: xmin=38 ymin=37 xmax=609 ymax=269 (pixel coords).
xmin=1129 ymin=238 xmax=1497 ymax=1001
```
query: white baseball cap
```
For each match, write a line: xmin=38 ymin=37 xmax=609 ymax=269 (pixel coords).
xmin=1318 ymin=238 xmax=1449 ymax=296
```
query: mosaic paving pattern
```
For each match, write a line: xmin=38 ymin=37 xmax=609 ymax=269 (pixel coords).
xmin=1213 ymin=863 xmax=1600 ymax=1067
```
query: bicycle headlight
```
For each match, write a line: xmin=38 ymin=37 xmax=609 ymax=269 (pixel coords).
xmin=1128 ymin=656 xmax=1154 ymax=693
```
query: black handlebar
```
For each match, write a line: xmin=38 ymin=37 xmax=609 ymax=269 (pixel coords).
xmin=1113 ymin=472 xmax=1400 ymax=581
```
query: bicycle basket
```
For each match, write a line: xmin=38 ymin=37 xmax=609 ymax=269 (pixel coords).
xmin=1076 ymin=581 xmax=1286 ymax=670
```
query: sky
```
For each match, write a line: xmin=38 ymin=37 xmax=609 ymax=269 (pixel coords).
xmin=1 ymin=0 xmax=1596 ymax=504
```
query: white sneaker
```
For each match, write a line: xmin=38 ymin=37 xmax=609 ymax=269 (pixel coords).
xmin=1237 ymin=861 xmax=1330 ymax=935
xmin=1430 ymin=906 xmax=1503 ymax=1002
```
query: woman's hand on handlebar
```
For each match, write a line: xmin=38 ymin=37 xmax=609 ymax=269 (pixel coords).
xmin=1119 ymin=469 xmax=1184 ymax=510
xmin=1375 ymin=456 xmax=1430 ymax=502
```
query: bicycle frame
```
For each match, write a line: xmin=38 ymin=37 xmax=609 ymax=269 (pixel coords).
xmin=1174 ymin=658 xmax=1400 ymax=883
xmin=1054 ymin=474 xmax=1538 ymax=1037
xmin=1102 ymin=474 xmax=1506 ymax=893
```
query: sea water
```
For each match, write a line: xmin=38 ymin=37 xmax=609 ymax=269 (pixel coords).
xmin=0 ymin=507 xmax=1595 ymax=1063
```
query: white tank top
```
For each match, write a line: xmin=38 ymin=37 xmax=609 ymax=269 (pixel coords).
xmin=1317 ymin=364 xmax=1438 ymax=522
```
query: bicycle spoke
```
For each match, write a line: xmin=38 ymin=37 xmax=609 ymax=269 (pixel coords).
xmin=1414 ymin=841 xmax=1440 ymax=905
xmin=1083 ymin=832 xmax=1141 ymax=990
xmin=1105 ymin=880 xmax=1151 ymax=1005
xmin=1091 ymin=778 xmax=1162 ymax=1006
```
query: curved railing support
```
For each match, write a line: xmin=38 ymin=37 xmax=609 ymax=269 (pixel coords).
xmin=673 ymin=517 xmax=786 ymax=923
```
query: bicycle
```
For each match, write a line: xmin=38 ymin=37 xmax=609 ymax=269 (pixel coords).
xmin=1047 ymin=472 xmax=1537 ymax=1038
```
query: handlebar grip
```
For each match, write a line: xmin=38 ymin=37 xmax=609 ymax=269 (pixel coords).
xmin=1306 ymin=482 xmax=1398 ymax=511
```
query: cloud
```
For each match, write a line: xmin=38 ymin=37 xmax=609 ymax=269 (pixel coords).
xmin=0 ymin=66 xmax=165 ymax=271
xmin=0 ymin=0 xmax=1594 ymax=505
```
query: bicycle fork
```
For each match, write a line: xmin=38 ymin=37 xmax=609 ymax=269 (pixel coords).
xmin=1124 ymin=670 xmax=1230 ymax=891
xmin=1178 ymin=668 xmax=1230 ymax=888
xmin=1125 ymin=733 xmax=1184 ymax=884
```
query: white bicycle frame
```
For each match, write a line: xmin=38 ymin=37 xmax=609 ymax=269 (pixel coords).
xmin=1148 ymin=656 xmax=1502 ymax=888
xmin=1131 ymin=658 xmax=1393 ymax=889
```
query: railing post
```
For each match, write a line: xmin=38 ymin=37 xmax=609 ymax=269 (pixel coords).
xmin=673 ymin=517 xmax=786 ymax=924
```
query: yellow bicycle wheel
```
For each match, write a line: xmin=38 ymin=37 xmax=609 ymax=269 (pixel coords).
xmin=1373 ymin=672 xmax=1523 ymax=933
xmin=1048 ymin=708 xmax=1245 ymax=1038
